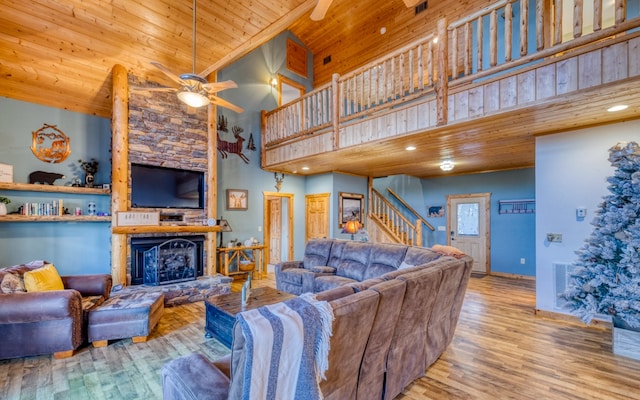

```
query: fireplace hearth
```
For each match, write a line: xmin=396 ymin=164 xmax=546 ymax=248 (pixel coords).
xmin=130 ymin=236 xmax=204 ymax=286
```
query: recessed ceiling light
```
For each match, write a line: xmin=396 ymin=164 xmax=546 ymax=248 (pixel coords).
xmin=301 ymin=166 xmax=310 ymax=171
xmin=405 ymin=146 xmax=416 ymax=151
xmin=432 ymin=37 xmax=438 ymax=44
xmin=607 ymin=105 xmax=628 ymax=112
xmin=380 ymin=27 xmax=387 ymax=35
xmin=440 ymin=160 xmax=455 ymax=172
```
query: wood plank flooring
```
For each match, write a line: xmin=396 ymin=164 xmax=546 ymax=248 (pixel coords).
xmin=1 ymin=274 xmax=639 ymax=399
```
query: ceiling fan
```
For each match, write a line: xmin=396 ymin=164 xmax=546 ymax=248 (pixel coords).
xmin=310 ymin=0 xmax=424 ymax=21
xmin=136 ymin=0 xmax=243 ymax=113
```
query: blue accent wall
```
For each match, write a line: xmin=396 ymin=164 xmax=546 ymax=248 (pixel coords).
xmin=375 ymin=168 xmax=536 ymax=276
xmin=216 ymin=31 xmax=313 ymax=259
xmin=0 ymin=97 xmax=112 ymax=275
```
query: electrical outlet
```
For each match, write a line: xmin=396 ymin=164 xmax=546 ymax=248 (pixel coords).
xmin=258 ymin=226 xmax=262 ymax=232
xmin=520 ymin=258 xmax=525 ymax=264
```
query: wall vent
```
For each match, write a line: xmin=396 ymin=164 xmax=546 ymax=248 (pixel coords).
xmin=323 ymin=55 xmax=332 ymax=65
xmin=415 ymin=1 xmax=428 ymax=15
xmin=553 ymin=262 xmax=575 ymax=308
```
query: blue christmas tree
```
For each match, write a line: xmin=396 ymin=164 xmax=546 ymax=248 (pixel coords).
xmin=564 ymin=141 xmax=640 ymax=328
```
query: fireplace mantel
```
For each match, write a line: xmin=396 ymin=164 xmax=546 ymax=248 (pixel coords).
xmin=112 ymin=225 xmax=222 ymax=234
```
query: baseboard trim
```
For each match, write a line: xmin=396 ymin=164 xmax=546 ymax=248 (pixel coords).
xmin=489 ymin=271 xmax=535 ymax=280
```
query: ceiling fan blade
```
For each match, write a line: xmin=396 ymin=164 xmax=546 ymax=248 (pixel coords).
xmin=209 ymin=96 xmax=244 ymax=113
xmin=150 ymin=61 xmax=185 ymax=86
xmin=403 ymin=0 xmax=423 ymax=6
xmin=310 ymin=0 xmax=334 ymax=21
xmin=202 ymin=80 xmax=238 ymax=93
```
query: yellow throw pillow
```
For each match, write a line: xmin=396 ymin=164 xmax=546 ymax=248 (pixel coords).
xmin=23 ymin=264 xmax=65 ymax=292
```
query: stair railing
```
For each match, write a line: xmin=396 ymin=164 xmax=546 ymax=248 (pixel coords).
xmin=370 ymin=188 xmax=422 ymax=246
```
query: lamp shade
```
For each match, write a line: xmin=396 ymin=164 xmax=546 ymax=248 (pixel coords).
xmin=342 ymin=220 xmax=361 ymax=236
xmin=177 ymin=90 xmax=210 ymax=108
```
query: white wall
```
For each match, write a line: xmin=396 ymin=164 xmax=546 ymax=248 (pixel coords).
xmin=536 ymin=119 xmax=640 ymax=313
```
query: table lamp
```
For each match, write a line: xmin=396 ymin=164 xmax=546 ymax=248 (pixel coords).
xmin=217 ymin=218 xmax=232 ymax=247
xmin=342 ymin=220 xmax=361 ymax=240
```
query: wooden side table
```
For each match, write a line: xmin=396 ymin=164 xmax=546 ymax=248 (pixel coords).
xmin=216 ymin=245 xmax=265 ymax=279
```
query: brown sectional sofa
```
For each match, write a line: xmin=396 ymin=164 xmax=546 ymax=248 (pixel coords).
xmin=161 ymin=239 xmax=473 ymax=400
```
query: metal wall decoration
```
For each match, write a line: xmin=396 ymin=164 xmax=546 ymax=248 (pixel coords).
xmin=217 ymin=115 xmax=249 ymax=164
xmin=31 ymin=124 xmax=71 ymax=163
xmin=247 ymin=133 xmax=256 ymax=151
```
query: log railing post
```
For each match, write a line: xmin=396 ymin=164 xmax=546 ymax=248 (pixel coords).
xmin=436 ymin=18 xmax=448 ymax=126
xmin=332 ymin=73 xmax=340 ymax=150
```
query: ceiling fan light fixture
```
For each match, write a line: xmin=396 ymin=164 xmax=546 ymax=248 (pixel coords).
xmin=440 ymin=160 xmax=455 ymax=171
xmin=177 ymin=89 xmax=210 ymax=108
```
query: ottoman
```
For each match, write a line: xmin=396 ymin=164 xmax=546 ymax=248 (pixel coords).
xmin=88 ymin=290 xmax=164 ymax=347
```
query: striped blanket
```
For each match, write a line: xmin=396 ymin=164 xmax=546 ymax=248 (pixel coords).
xmin=235 ymin=293 xmax=334 ymax=400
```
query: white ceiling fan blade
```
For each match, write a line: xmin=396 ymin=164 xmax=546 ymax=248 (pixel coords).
xmin=310 ymin=0 xmax=334 ymax=21
xmin=209 ymin=96 xmax=244 ymax=113
xmin=202 ymin=80 xmax=238 ymax=93
xmin=150 ymin=61 xmax=185 ymax=86
xmin=403 ymin=0 xmax=423 ymax=7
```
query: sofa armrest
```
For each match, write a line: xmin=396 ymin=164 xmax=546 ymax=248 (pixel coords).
xmin=0 ymin=290 xmax=82 ymax=323
xmin=275 ymin=260 xmax=303 ymax=273
xmin=62 ymin=274 xmax=112 ymax=298
xmin=162 ymin=353 xmax=230 ymax=400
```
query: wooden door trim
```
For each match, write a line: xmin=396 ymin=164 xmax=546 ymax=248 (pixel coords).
xmin=263 ymin=192 xmax=294 ymax=269
xmin=446 ymin=192 xmax=491 ymax=273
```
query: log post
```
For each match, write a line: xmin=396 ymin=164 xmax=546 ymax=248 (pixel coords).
xmin=111 ymin=64 xmax=129 ymax=286
xmin=207 ymin=82 xmax=218 ymax=277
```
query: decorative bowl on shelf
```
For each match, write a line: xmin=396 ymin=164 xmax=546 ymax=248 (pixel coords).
xmin=238 ymin=261 xmax=254 ymax=271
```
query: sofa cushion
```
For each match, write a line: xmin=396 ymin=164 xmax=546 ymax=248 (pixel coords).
xmin=23 ymin=264 xmax=64 ymax=292
xmin=314 ymin=275 xmax=359 ymax=293
xmin=363 ymin=243 xmax=408 ymax=281
xmin=1 ymin=273 xmax=26 ymax=293
xmin=302 ymin=238 xmax=334 ymax=269
xmin=336 ymin=242 xmax=372 ymax=281
xmin=327 ymin=240 xmax=347 ymax=268
xmin=402 ymin=246 xmax=442 ymax=267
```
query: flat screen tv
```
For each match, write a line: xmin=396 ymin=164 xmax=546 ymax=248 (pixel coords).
xmin=130 ymin=163 xmax=205 ymax=209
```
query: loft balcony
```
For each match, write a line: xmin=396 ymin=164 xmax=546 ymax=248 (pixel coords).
xmin=261 ymin=0 xmax=640 ymax=178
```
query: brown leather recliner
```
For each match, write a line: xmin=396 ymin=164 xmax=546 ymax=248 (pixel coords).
xmin=0 ymin=261 xmax=112 ymax=359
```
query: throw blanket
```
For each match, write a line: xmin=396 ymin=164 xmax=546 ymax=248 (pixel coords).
xmin=236 ymin=293 xmax=334 ymax=400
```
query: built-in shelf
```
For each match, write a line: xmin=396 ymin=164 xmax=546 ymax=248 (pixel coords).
xmin=498 ymin=199 xmax=535 ymax=214
xmin=112 ymin=225 xmax=222 ymax=234
xmin=0 ymin=215 xmax=111 ymax=222
xmin=0 ymin=182 xmax=110 ymax=195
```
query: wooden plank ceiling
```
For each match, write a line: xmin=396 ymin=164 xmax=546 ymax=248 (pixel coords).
xmin=2 ymin=0 xmax=639 ymax=179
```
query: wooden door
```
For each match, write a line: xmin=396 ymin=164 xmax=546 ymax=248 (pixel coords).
xmin=306 ymin=193 xmax=330 ymax=241
xmin=447 ymin=193 xmax=491 ymax=274
xmin=268 ymin=197 xmax=282 ymax=264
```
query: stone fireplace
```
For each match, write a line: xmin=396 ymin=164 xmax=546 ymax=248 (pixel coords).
xmin=130 ymin=236 xmax=204 ymax=286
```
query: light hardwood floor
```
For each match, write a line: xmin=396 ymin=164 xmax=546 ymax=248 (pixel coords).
xmin=1 ymin=274 xmax=639 ymax=399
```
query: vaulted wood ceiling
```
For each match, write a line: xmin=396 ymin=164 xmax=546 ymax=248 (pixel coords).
xmin=2 ymin=0 xmax=639 ymax=179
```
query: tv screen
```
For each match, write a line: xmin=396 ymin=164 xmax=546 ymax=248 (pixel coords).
xmin=131 ymin=163 xmax=204 ymax=209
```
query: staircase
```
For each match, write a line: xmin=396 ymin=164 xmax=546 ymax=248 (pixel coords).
xmin=369 ymin=188 xmax=434 ymax=246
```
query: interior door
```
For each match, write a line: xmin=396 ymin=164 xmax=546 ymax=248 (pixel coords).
xmin=306 ymin=193 xmax=330 ymax=241
xmin=268 ymin=197 xmax=282 ymax=264
xmin=447 ymin=193 xmax=491 ymax=274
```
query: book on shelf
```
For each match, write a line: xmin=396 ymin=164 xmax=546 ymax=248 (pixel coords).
xmin=21 ymin=199 xmax=63 ymax=216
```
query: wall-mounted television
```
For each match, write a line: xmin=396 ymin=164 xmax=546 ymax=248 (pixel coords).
xmin=130 ymin=163 xmax=205 ymax=209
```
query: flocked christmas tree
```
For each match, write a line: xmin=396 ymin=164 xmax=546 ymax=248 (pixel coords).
xmin=564 ymin=141 xmax=640 ymax=328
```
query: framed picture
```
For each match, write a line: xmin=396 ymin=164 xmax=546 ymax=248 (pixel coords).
xmin=339 ymin=192 xmax=364 ymax=228
xmin=226 ymin=189 xmax=248 ymax=210
xmin=427 ymin=205 xmax=444 ymax=218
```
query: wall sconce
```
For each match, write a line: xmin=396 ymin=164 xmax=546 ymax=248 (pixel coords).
xmin=440 ymin=160 xmax=455 ymax=171
xmin=274 ymin=172 xmax=285 ymax=192
xmin=270 ymin=77 xmax=278 ymax=88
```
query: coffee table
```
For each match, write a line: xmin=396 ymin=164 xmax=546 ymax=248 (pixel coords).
xmin=204 ymin=286 xmax=295 ymax=347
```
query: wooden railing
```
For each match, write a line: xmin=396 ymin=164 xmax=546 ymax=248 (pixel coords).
xmin=386 ymin=187 xmax=434 ymax=232
xmin=262 ymin=0 xmax=638 ymax=150
xmin=448 ymin=0 xmax=636 ymax=86
xmin=370 ymin=188 xmax=422 ymax=246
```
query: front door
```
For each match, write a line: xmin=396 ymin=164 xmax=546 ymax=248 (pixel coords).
xmin=447 ymin=193 xmax=490 ymax=274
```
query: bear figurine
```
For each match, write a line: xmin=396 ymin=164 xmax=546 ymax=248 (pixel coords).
xmin=28 ymin=171 xmax=65 ymax=185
